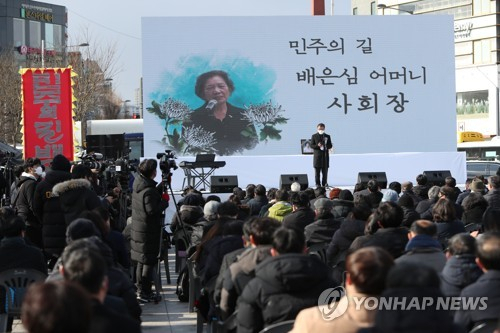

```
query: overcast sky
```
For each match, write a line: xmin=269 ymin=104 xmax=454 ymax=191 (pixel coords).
xmin=45 ymin=0 xmax=350 ymax=103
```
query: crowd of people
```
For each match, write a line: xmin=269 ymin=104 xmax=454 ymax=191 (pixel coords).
xmin=1 ymin=154 xmax=500 ymax=333
xmin=172 ymin=174 xmax=500 ymax=333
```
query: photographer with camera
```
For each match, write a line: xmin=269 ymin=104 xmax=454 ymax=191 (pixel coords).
xmin=130 ymin=158 xmax=169 ymax=303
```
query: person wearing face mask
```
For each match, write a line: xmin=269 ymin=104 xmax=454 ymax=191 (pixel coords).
xmin=310 ymin=123 xmax=333 ymax=188
xmin=14 ymin=157 xmax=43 ymax=248
xmin=186 ymin=70 xmax=258 ymax=156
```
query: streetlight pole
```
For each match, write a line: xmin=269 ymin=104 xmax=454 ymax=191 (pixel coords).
xmin=377 ymin=4 xmax=414 ymax=15
xmin=64 ymin=43 xmax=89 ymax=67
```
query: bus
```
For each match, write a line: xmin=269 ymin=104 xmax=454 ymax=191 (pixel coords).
xmin=76 ymin=119 xmax=144 ymax=160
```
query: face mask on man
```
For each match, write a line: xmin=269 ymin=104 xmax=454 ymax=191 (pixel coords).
xmin=317 ymin=130 xmax=325 ymax=135
xmin=35 ymin=166 xmax=43 ymax=176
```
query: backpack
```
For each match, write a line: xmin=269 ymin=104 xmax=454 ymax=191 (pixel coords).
xmin=176 ymin=265 xmax=189 ymax=302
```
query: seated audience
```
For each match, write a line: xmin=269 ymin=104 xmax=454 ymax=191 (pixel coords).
xmin=283 ymin=192 xmax=315 ymax=232
xmin=455 ymin=232 xmax=500 ymax=331
xmin=291 ymin=247 xmax=394 ymax=333
xmin=432 ymin=198 xmax=465 ymax=249
xmin=304 ymin=198 xmax=341 ymax=245
xmin=441 ymin=233 xmax=482 ymax=297
xmin=395 ymin=220 xmax=446 ymax=272
xmin=266 ymin=189 xmax=292 ymax=222
xmin=236 ymin=227 xmax=334 ymax=333
xmin=22 ymin=281 xmax=91 ymax=333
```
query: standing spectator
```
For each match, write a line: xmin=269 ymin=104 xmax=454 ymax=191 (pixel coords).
xmin=484 ymin=175 xmax=500 ymax=209
xmin=455 ymin=232 xmax=500 ymax=330
xmin=33 ymin=154 xmax=72 ymax=259
xmin=413 ymin=173 xmax=430 ymax=200
xmin=130 ymin=159 xmax=169 ymax=302
xmin=441 ymin=233 xmax=482 ymax=297
xmin=247 ymin=184 xmax=268 ymax=216
xmin=291 ymin=247 xmax=394 ymax=333
xmin=237 ymin=227 xmax=334 ymax=333
xmin=395 ymin=220 xmax=446 ymax=272
xmin=282 ymin=192 xmax=315 ymax=232
xmin=52 ymin=164 xmax=102 ymax=226
xmin=14 ymin=157 xmax=43 ymax=248
xmin=432 ymin=198 xmax=465 ymax=249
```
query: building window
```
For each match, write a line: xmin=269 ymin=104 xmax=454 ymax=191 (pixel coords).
xmin=13 ymin=18 xmax=25 ymax=47
xmin=353 ymin=7 xmax=358 ymax=15
xmin=370 ymin=2 xmax=376 ymax=15
xmin=473 ymin=39 xmax=492 ymax=64
xmin=45 ymin=23 xmax=63 ymax=51
xmin=473 ymin=0 xmax=492 ymax=15
xmin=29 ymin=21 xmax=41 ymax=48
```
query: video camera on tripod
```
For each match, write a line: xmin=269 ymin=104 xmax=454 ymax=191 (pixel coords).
xmin=156 ymin=150 xmax=178 ymax=183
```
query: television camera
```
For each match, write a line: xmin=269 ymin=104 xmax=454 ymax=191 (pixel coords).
xmin=156 ymin=150 xmax=178 ymax=183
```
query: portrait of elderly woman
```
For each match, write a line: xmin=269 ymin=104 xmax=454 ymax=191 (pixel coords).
xmin=186 ymin=70 xmax=258 ymax=155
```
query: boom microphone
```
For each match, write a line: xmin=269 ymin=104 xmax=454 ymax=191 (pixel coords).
xmin=206 ymin=99 xmax=218 ymax=110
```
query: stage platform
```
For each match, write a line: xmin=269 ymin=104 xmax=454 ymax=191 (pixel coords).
xmin=169 ymin=151 xmax=466 ymax=191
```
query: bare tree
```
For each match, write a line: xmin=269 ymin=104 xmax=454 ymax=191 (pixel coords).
xmin=0 ymin=48 xmax=22 ymax=147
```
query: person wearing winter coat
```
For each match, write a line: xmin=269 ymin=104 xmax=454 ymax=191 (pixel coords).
xmin=236 ymin=227 xmax=335 ymax=333
xmin=266 ymin=189 xmax=292 ymax=222
xmin=33 ymin=154 xmax=72 ymax=257
xmin=432 ymin=198 xmax=465 ymax=249
xmin=130 ymin=159 xmax=169 ymax=301
xmin=291 ymin=247 xmax=394 ymax=333
xmin=304 ymin=198 xmax=341 ymax=245
xmin=440 ymin=233 xmax=482 ymax=297
xmin=14 ymin=157 xmax=43 ymax=248
xmin=282 ymin=192 xmax=315 ymax=232
xmin=52 ymin=164 xmax=102 ymax=226
xmin=395 ymin=220 xmax=446 ymax=273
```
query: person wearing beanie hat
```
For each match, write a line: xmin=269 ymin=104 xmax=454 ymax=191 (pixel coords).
xmin=50 ymin=154 xmax=72 ymax=172
xmin=33 ymin=155 xmax=73 ymax=259
xmin=381 ymin=189 xmax=399 ymax=203
xmin=305 ymin=198 xmax=340 ymax=245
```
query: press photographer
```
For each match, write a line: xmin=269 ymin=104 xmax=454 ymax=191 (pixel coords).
xmin=130 ymin=158 xmax=170 ymax=303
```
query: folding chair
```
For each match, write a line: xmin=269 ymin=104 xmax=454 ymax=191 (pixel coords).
xmin=0 ymin=268 xmax=47 ymax=332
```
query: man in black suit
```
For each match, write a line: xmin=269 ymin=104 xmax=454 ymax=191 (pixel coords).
xmin=310 ymin=123 xmax=333 ymax=188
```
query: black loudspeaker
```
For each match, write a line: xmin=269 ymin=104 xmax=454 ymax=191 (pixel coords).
xmin=210 ymin=176 xmax=238 ymax=193
xmin=279 ymin=174 xmax=309 ymax=191
xmin=357 ymin=172 xmax=387 ymax=189
xmin=423 ymin=170 xmax=452 ymax=187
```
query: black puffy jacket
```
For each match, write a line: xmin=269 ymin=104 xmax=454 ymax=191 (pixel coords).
xmin=440 ymin=254 xmax=482 ymax=297
xmin=14 ymin=175 xmax=38 ymax=225
xmin=33 ymin=170 xmax=72 ymax=256
xmin=237 ymin=253 xmax=334 ymax=333
xmin=52 ymin=178 xmax=102 ymax=225
xmin=130 ymin=174 xmax=168 ymax=265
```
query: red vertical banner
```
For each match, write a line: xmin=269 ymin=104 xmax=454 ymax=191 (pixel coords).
xmin=20 ymin=68 xmax=75 ymax=166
